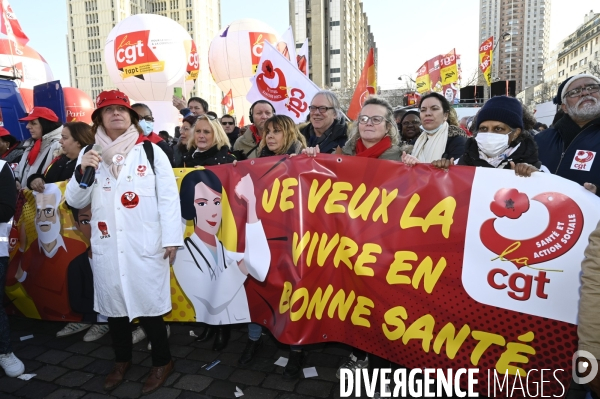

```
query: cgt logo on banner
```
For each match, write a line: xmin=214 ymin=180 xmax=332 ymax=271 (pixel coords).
xmin=463 ymin=168 xmax=597 ymax=324
xmin=185 ymin=39 xmax=199 ymax=82
xmin=249 ymin=31 xmax=277 ymax=74
xmin=114 ymin=30 xmax=165 ymax=79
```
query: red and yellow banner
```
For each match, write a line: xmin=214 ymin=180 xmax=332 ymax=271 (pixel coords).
xmin=7 ymin=156 xmax=600 ymax=397
xmin=479 ymin=36 xmax=494 ymax=86
xmin=347 ymin=48 xmax=376 ymax=121
xmin=221 ymin=89 xmax=234 ymax=115
xmin=440 ymin=48 xmax=458 ymax=86
xmin=415 ymin=62 xmax=430 ymax=94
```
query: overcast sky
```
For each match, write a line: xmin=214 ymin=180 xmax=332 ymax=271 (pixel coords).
xmin=6 ymin=0 xmax=600 ymax=91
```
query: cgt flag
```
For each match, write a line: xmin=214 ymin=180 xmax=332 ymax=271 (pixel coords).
xmin=221 ymin=89 xmax=235 ymax=115
xmin=479 ymin=36 xmax=494 ymax=86
xmin=247 ymin=41 xmax=320 ymax=123
xmin=415 ymin=62 xmax=430 ymax=94
xmin=0 ymin=0 xmax=29 ymax=55
xmin=440 ymin=48 xmax=458 ymax=86
xmin=276 ymin=26 xmax=297 ymax=64
xmin=238 ymin=115 xmax=245 ymax=129
xmin=347 ymin=48 xmax=376 ymax=121
xmin=297 ymin=38 xmax=309 ymax=77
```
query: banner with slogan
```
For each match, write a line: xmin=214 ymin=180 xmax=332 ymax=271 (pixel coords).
xmin=415 ymin=62 xmax=430 ymax=94
xmin=427 ymin=55 xmax=442 ymax=93
xmin=6 ymin=157 xmax=600 ymax=397
xmin=479 ymin=36 xmax=494 ymax=86
xmin=440 ymin=48 xmax=458 ymax=86
xmin=347 ymin=48 xmax=376 ymax=121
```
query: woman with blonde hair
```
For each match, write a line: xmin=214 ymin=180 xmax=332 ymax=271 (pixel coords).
xmin=258 ymin=115 xmax=306 ymax=157
xmin=183 ymin=114 xmax=236 ymax=167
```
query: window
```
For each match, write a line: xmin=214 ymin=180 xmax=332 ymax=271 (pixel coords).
xmin=330 ymin=21 xmax=340 ymax=27
xmin=330 ymin=49 xmax=340 ymax=54
xmin=187 ymin=10 xmax=192 ymax=19
xmin=330 ymin=77 xmax=340 ymax=82
xmin=186 ymin=0 xmax=192 ymax=6
xmin=330 ymin=68 xmax=340 ymax=73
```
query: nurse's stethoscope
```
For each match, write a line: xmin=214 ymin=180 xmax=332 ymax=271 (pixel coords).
xmin=184 ymin=236 xmax=226 ymax=281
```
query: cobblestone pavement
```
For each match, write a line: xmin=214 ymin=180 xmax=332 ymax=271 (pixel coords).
xmin=0 ymin=316 xmax=592 ymax=399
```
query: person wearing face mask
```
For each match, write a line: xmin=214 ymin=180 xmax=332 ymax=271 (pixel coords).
xmin=132 ymin=104 xmax=174 ymax=167
xmin=431 ymin=96 xmax=541 ymax=177
xmin=412 ymin=92 xmax=467 ymax=163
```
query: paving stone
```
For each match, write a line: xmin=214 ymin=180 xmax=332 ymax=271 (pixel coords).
xmin=130 ymin=350 xmax=149 ymax=365
xmin=204 ymin=379 xmax=240 ymax=398
xmin=314 ymin=366 xmax=339 ymax=382
xmin=66 ymin=342 xmax=101 ymax=355
xmin=0 ymin=375 xmax=27 ymax=393
xmin=216 ymin=352 xmax=240 ymax=366
xmin=61 ymin=355 xmax=95 ymax=370
xmin=275 ymin=394 xmax=316 ymax=399
xmin=228 ymin=369 xmax=266 ymax=386
xmin=35 ymin=365 xmax=69 ymax=381
xmin=142 ymin=387 xmax=182 ymax=399
xmin=81 ymin=394 xmax=117 ymax=399
xmin=176 ymin=391 xmax=213 ymax=399
xmin=305 ymin=352 xmax=342 ymax=368
xmin=45 ymin=388 xmax=87 ymax=398
xmin=198 ymin=363 xmax=234 ymax=380
xmin=46 ymin=337 xmax=81 ymax=351
xmin=82 ymin=359 xmax=114 ymax=375
xmin=247 ymin=356 xmax=276 ymax=373
xmin=21 ymin=358 xmax=43 ymax=372
xmin=173 ymin=374 xmax=213 ymax=392
xmin=110 ymin=381 xmax=143 ymax=398
xmin=295 ymin=379 xmax=334 ymax=398
xmin=323 ymin=344 xmax=352 ymax=357
xmin=163 ymin=371 xmax=181 ymax=387
xmin=220 ymin=340 xmax=246 ymax=354
xmin=261 ymin=374 xmax=298 ymax=392
xmin=37 ymin=349 xmax=73 ymax=365
xmin=80 ymin=375 xmax=106 ymax=393
xmin=173 ymin=358 xmax=202 ymax=374
xmin=14 ymin=344 xmax=47 ymax=360
xmin=124 ymin=364 xmax=150 ymax=381
xmin=88 ymin=346 xmax=115 ymax=360
xmin=168 ymin=333 xmax=196 ymax=346
xmin=239 ymin=386 xmax=278 ymax=399
xmin=186 ymin=347 xmax=220 ymax=362
xmin=54 ymin=371 xmax=95 ymax=387
xmin=170 ymin=344 xmax=195 ymax=358
xmin=14 ymin=380 xmax=59 ymax=398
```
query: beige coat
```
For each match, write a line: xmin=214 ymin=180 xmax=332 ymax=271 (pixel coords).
xmin=579 ymin=219 xmax=600 ymax=359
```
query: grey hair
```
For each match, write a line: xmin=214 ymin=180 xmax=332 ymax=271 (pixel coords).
xmin=346 ymin=96 xmax=400 ymax=147
xmin=311 ymin=90 xmax=344 ymax=120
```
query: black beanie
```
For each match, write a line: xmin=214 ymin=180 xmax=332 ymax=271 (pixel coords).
xmin=477 ymin=96 xmax=524 ymax=130
xmin=553 ymin=77 xmax=573 ymax=105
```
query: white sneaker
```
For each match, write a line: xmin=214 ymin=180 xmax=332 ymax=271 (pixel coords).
xmin=83 ymin=324 xmax=110 ymax=342
xmin=132 ymin=326 xmax=146 ymax=344
xmin=336 ymin=353 xmax=369 ymax=379
xmin=147 ymin=324 xmax=170 ymax=350
xmin=0 ymin=352 xmax=25 ymax=377
xmin=56 ymin=323 xmax=91 ymax=337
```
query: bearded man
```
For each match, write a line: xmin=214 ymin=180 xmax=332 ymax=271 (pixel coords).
xmin=16 ymin=183 xmax=86 ymax=320
xmin=535 ymin=74 xmax=600 ymax=195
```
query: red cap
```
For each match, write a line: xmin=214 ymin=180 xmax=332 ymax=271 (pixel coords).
xmin=92 ymin=90 xmax=136 ymax=120
xmin=0 ymin=127 xmax=10 ymax=137
xmin=19 ymin=107 xmax=60 ymax=122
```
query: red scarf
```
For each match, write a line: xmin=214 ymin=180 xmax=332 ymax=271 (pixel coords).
xmin=26 ymin=139 xmax=42 ymax=165
xmin=249 ymin=125 xmax=261 ymax=144
xmin=355 ymin=136 xmax=392 ymax=158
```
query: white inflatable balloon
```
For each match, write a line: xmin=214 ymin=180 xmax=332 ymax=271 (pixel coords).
xmin=104 ymin=14 xmax=190 ymax=102
xmin=0 ymin=39 xmax=54 ymax=111
xmin=208 ymin=19 xmax=278 ymax=121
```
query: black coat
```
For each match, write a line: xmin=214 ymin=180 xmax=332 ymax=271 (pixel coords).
xmin=67 ymin=250 xmax=97 ymax=322
xmin=227 ymin=127 xmax=241 ymax=149
xmin=458 ymin=132 xmax=542 ymax=169
xmin=300 ymin=118 xmax=348 ymax=153
xmin=183 ymin=145 xmax=236 ymax=167
xmin=26 ymin=154 xmax=76 ymax=190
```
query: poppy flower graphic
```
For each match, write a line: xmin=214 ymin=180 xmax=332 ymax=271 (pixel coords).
xmin=262 ymin=60 xmax=275 ymax=79
xmin=489 ymin=188 xmax=530 ymax=219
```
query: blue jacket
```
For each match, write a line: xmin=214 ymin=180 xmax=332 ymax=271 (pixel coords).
xmin=535 ymin=115 xmax=600 ymax=192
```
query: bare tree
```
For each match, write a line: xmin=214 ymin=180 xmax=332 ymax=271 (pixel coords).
xmin=587 ymin=51 xmax=600 ymax=76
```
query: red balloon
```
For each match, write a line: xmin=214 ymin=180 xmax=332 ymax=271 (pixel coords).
xmin=63 ymin=87 xmax=94 ymax=124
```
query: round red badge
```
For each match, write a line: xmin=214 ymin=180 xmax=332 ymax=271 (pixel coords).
xmin=121 ymin=191 xmax=139 ymax=209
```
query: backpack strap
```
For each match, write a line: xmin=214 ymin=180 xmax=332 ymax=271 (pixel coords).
xmin=142 ymin=140 xmax=155 ymax=175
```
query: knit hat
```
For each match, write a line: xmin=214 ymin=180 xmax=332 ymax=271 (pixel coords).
xmin=553 ymin=77 xmax=573 ymax=105
xmin=559 ymin=74 xmax=600 ymax=103
xmin=477 ymin=96 xmax=524 ymax=130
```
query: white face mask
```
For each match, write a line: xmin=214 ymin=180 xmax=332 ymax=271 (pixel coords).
xmin=139 ymin=120 xmax=154 ymax=136
xmin=475 ymin=133 xmax=510 ymax=157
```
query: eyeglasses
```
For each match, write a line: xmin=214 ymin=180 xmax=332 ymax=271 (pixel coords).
xmin=564 ymin=84 xmax=600 ymax=99
xmin=36 ymin=208 xmax=55 ymax=218
xmin=221 ymin=121 xmax=234 ymax=126
xmin=358 ymin=115 xmax=387 ymax=125
xmin=309 ymin=105 xmax=334 ymax=113
xmin=402 ymin=120 xmax=421 ymax=127
xmin=140 ymin=116 xmax=154 ymax=122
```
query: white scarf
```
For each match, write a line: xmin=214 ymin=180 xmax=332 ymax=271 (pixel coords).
xmin=478 ymin=143 xmax=521 ymax=168
xmin=95 ymin=125 xmax=140 ymax=179
xmin=412 ymin=121 xmax=449 ymax=163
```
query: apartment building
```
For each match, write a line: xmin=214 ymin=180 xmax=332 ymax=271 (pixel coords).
xmin=289 ymin=0 xmax=377 ymax=89
xmin=66 ymin=0 xmax=221 ymax=110
xmin=555 ymin=11 xmax=600 ymax=81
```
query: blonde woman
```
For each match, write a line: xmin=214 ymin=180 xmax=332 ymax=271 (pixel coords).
xmin=183 ymin=115 xmax=236 ymax=167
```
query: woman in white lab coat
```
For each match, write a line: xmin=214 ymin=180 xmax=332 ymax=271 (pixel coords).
xmin=173 ymin=168 xmax=270 ymax=337
xmin=65 ymin=90 xmax=182 ymax=395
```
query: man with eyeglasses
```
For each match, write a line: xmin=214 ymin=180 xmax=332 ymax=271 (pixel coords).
xmin=132 ymin=104 xmax=175 ymax=167
xmin=299 ymin=90 xmax=348 ymax=153
xmin=220 ymin=114 xmax=239 ymax=148
xmin=535 ymin=74 xmax=600 ymax=196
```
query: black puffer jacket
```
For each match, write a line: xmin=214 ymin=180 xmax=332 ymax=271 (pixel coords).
xmin=26 ymin=154 xmax=77 ymax=190
xmin=183 ymin=145 xmax=236 ymax=167
xmin=300 ymin=118 xmax=348 ymax=153
xmin=458 ymin=131 xmax=542 ymax=169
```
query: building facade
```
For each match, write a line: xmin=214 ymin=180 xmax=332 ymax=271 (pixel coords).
xmin=478 ymin=0 xmax=550 ymax=93
xmin=66 ymin=0 xmax=221 ymax=111
xmin=289 ymin=0 xmax=376 ymax=89
xmin=555 ymin=11 xmax=600 ymax=81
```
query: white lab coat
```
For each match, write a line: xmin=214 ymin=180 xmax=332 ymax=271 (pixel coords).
xmin=172 ymin=221 xmax=270 ymax=325
xmin=65 ymin=141 xmax=183 ymax=320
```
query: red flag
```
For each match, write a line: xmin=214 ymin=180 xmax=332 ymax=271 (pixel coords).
xmin=238 ymin=115 xmax=245 ymax=129
xmin=221 ymin=89 xmax=234 ymax=115
xmin=347 ymin=48 xmax=376 ymax=121
xmin=0 ymin=0 xmax=29 ymax=54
